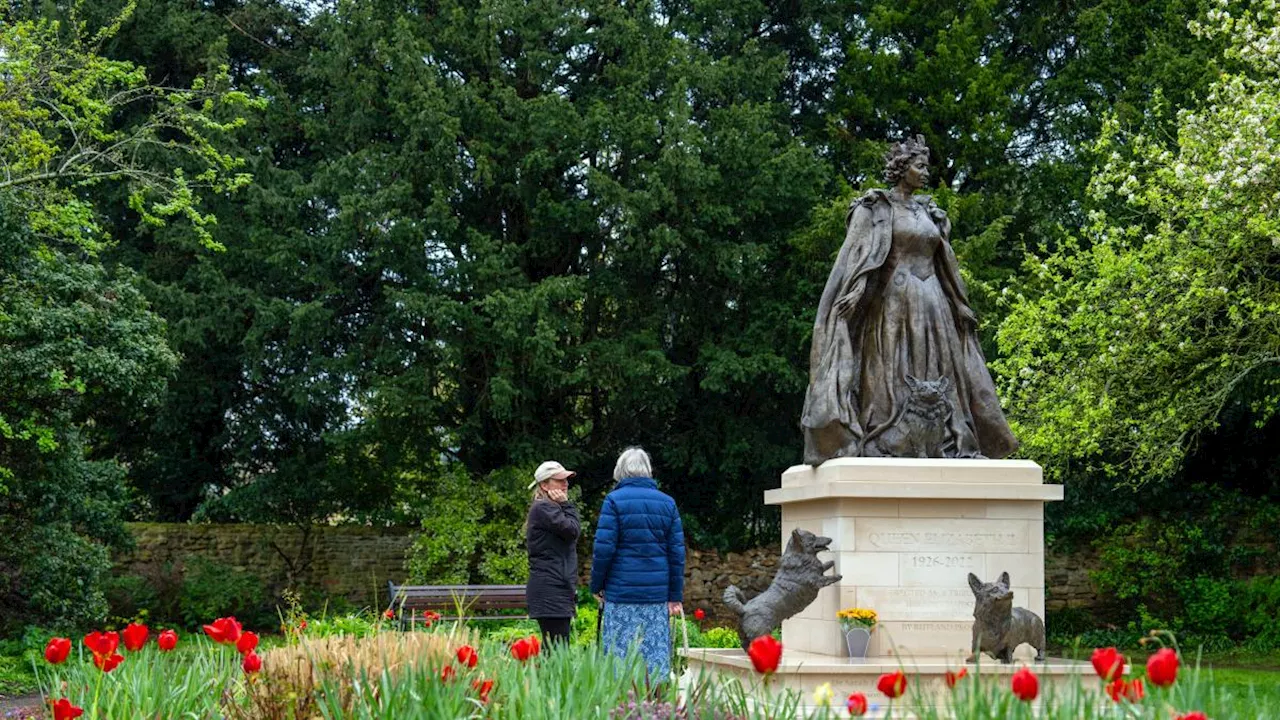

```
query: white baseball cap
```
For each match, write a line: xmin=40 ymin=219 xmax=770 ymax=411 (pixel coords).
xmin=529 ymin=461 xmax=575 ymax=489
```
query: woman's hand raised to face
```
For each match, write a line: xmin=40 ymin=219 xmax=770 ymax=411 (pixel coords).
xmin=547 ymin=488 xmax=568 ymax=503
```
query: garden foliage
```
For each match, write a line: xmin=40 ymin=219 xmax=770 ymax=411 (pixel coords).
xmin=997 ymin=0 xmax=1280 ymax=485
xmin=3 ymin=0 xmax=1279 ymax=642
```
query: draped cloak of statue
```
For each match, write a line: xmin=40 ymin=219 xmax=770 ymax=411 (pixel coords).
xmin=800 ymin=189 xmax=1018 ymax=465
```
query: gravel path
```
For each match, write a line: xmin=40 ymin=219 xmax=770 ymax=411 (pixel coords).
xmin=0 ymin=694 xmax=40 ymax=717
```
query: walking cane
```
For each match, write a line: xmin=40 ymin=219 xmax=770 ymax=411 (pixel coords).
xmin=596 ymin=594 xmax=604 ymax=643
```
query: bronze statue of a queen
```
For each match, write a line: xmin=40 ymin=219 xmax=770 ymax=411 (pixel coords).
xmin=801 ymin=135 xmax=1017 ymax=464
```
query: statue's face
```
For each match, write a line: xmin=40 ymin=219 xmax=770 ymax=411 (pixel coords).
xmin=902 ymin=154 xmax=930 ymax=190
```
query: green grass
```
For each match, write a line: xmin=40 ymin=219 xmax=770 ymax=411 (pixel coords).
xmin=1189 ymin=667 xmax=1280 ymax=716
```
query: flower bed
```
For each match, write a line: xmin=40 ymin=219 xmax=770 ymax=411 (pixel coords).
xmin=28 ymin=617 xmax=1271 ymax=719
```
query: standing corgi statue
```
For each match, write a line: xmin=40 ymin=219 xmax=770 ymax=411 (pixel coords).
xmin=965 ymin=571 xmax=1046 ymax=663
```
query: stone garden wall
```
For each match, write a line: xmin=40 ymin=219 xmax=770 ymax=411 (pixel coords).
xmin=116 ymin=523 xmax=1102 ymax=620
xmin=117 ymin=523 xmax=415 ymax=610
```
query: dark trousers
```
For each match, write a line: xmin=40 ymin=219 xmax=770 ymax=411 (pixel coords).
xmin=537 ymin=617 xmax=572 ymax=648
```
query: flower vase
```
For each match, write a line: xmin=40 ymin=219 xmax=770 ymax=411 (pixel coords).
xmin=844 ymin=626 xmax=872 ymax=658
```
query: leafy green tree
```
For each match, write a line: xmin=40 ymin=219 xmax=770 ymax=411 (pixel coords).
xmin=0 ymin=8 xmax=253 ymax=630
xmin=995 ymin=1 xmax=1280 ymax=483
xmin=0 ymin=5 xmax=255 ymax=250
xmin=0 ymin=207 xmax=173 ymax=631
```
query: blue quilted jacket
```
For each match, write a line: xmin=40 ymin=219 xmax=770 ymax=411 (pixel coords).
xmin=589 ymin=477 xmax=686 ymax=604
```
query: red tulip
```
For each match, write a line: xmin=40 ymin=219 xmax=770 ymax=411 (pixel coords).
xmin=157 ymin=629 xmax=178 ymax=652
xmin=509 ymin=637 xmax=529 ymax=661
xmin=1105 ymin=678 xmax=1124 ymax=702
xmin=1106 ymin=677 xmax=1145 ymax=703
xmin=1175 ymin=712 xmax=1209 ymax=720
xmin=1091 ymin=646 xmax=1124 ymax=681
xmin=845 ymin=691 xmax=868 ymax=716
xmin=944 ymin=667 xmax=967 ymax=689
xmin=528 ymin=633 xmax=541 ymax=656
xmin=93 ymin=652 xmax=124 ymax=673
xmin=203 ymin=617 xmax=243 ymax=645
xmin=236 ymin=631 xmax=260 ymax=655
xmin=456 ymin=645 xmax=478 ymax=668
xmin=52 ymin=699 xmax=84 ymax=720
xmin=383 ymin=608 xmax=395 ymax=620
xmin=747 ymin=635 xmax=783 ymax=675
xmin=1146 ymin=648 xmax=1179 ymax=688
xmin=44 ymin=637 xmax=71 ymax=665
xmin=242 ymin=651 xmax=262 ymax=674
xmin=83 ymin=630 xmax=119 ymax=656
xmin=694 ymin=608 xmax=706 ymax=621
xmin=440 ymin=665 xmax=456 ymax=682
xmin=510 ymin=637 xmax=536 ymax=662
xmin=1011 ymin=667 xmax=1039 ymax=701
xmin=876 ymin=670 xmax=906 ymax=699
xmin=472 ymin=678 xmax=494 ymax=703
xmin=122 ymin=622 xmax=149 ymax=652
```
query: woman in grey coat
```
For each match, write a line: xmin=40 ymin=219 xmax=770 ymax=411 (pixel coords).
xmin=525 ymin=460 xmax=581 ymax=647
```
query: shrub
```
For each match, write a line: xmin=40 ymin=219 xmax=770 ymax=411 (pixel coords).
xmin=302 ymin=613 xmax=382 ymax=640
xmin=572 ymin=603 xmax=598 ymax=647
xmin=11 ymin=524 xmax=114 ymax=632
xmin=1236 ymin=576 xmax=1280 ymax=651
xmin=1089 ymin=511 xmax=1280 ymax=647
xmin=481 ymin=620 xmax=541 ymax=644
xmin=405 ymin=466 xmax=531 ymax=585
xmin=699 ymin=627 xmax=742 ymax=649
xmin=179 ymin=556 xmax=271 ymax=629
xmin=102 ymin=573 xmax=159 ymax=624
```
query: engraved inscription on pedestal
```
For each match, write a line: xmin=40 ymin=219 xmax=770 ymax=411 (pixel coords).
xmin=858 ymin=587 xmax=974 ymax=620
xmin=898 ymin=621 xmax=971 ymax=633
xmin=859 ymin=518 xmax=1029 ymax=554
xmin=901 ymin=553 xmax=984 ymax=587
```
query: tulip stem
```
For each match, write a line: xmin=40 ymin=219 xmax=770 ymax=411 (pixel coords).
xmin=91 ymin=664 xmax=103 ymax=716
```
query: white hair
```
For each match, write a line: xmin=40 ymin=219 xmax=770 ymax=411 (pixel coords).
xmin=613 ymin=446 xmax=653 ymax=481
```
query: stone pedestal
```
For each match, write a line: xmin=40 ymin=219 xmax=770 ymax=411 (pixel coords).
xmin=682 ymin=458 xmax=1083 ymax=708
xmin=769 ymin=458 xmax=1063 ymax=661
xmin=682 ymin=649 xmax=1093 ymax=714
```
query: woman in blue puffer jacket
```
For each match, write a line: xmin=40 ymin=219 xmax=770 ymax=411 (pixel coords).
xmin=590 ymin=446 xmax=686 ymax=681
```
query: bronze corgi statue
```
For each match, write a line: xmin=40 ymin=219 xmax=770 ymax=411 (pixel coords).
xmin=966 ymin=571 xmax=1046 ymax=663
xmin=723 ymin=529 xmax=842 ymax=649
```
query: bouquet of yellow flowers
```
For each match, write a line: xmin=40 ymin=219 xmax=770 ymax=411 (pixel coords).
xmin=837 ymin=607 xmax=877 ymax=631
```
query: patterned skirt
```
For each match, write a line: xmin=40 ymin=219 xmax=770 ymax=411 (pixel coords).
xmin=601 ymin=601 xmax=671 ymax=679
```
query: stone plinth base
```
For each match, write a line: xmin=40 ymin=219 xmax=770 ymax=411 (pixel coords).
xmin=767 ymin=458 xmax=1063 ymax=659
xmin=682 ymin=648 xmax=1094 ymax=715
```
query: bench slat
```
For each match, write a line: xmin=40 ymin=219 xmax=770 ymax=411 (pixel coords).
xmin=387 ymin=581 xmax=530 ymax=623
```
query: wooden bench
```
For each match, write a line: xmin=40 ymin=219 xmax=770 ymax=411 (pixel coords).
xmin=386 ymin=582 xmax=528 ymax=625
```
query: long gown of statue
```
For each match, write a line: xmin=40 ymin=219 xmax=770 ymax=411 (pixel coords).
xmin=801 ymin=190 xmax=1018 ymax=464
